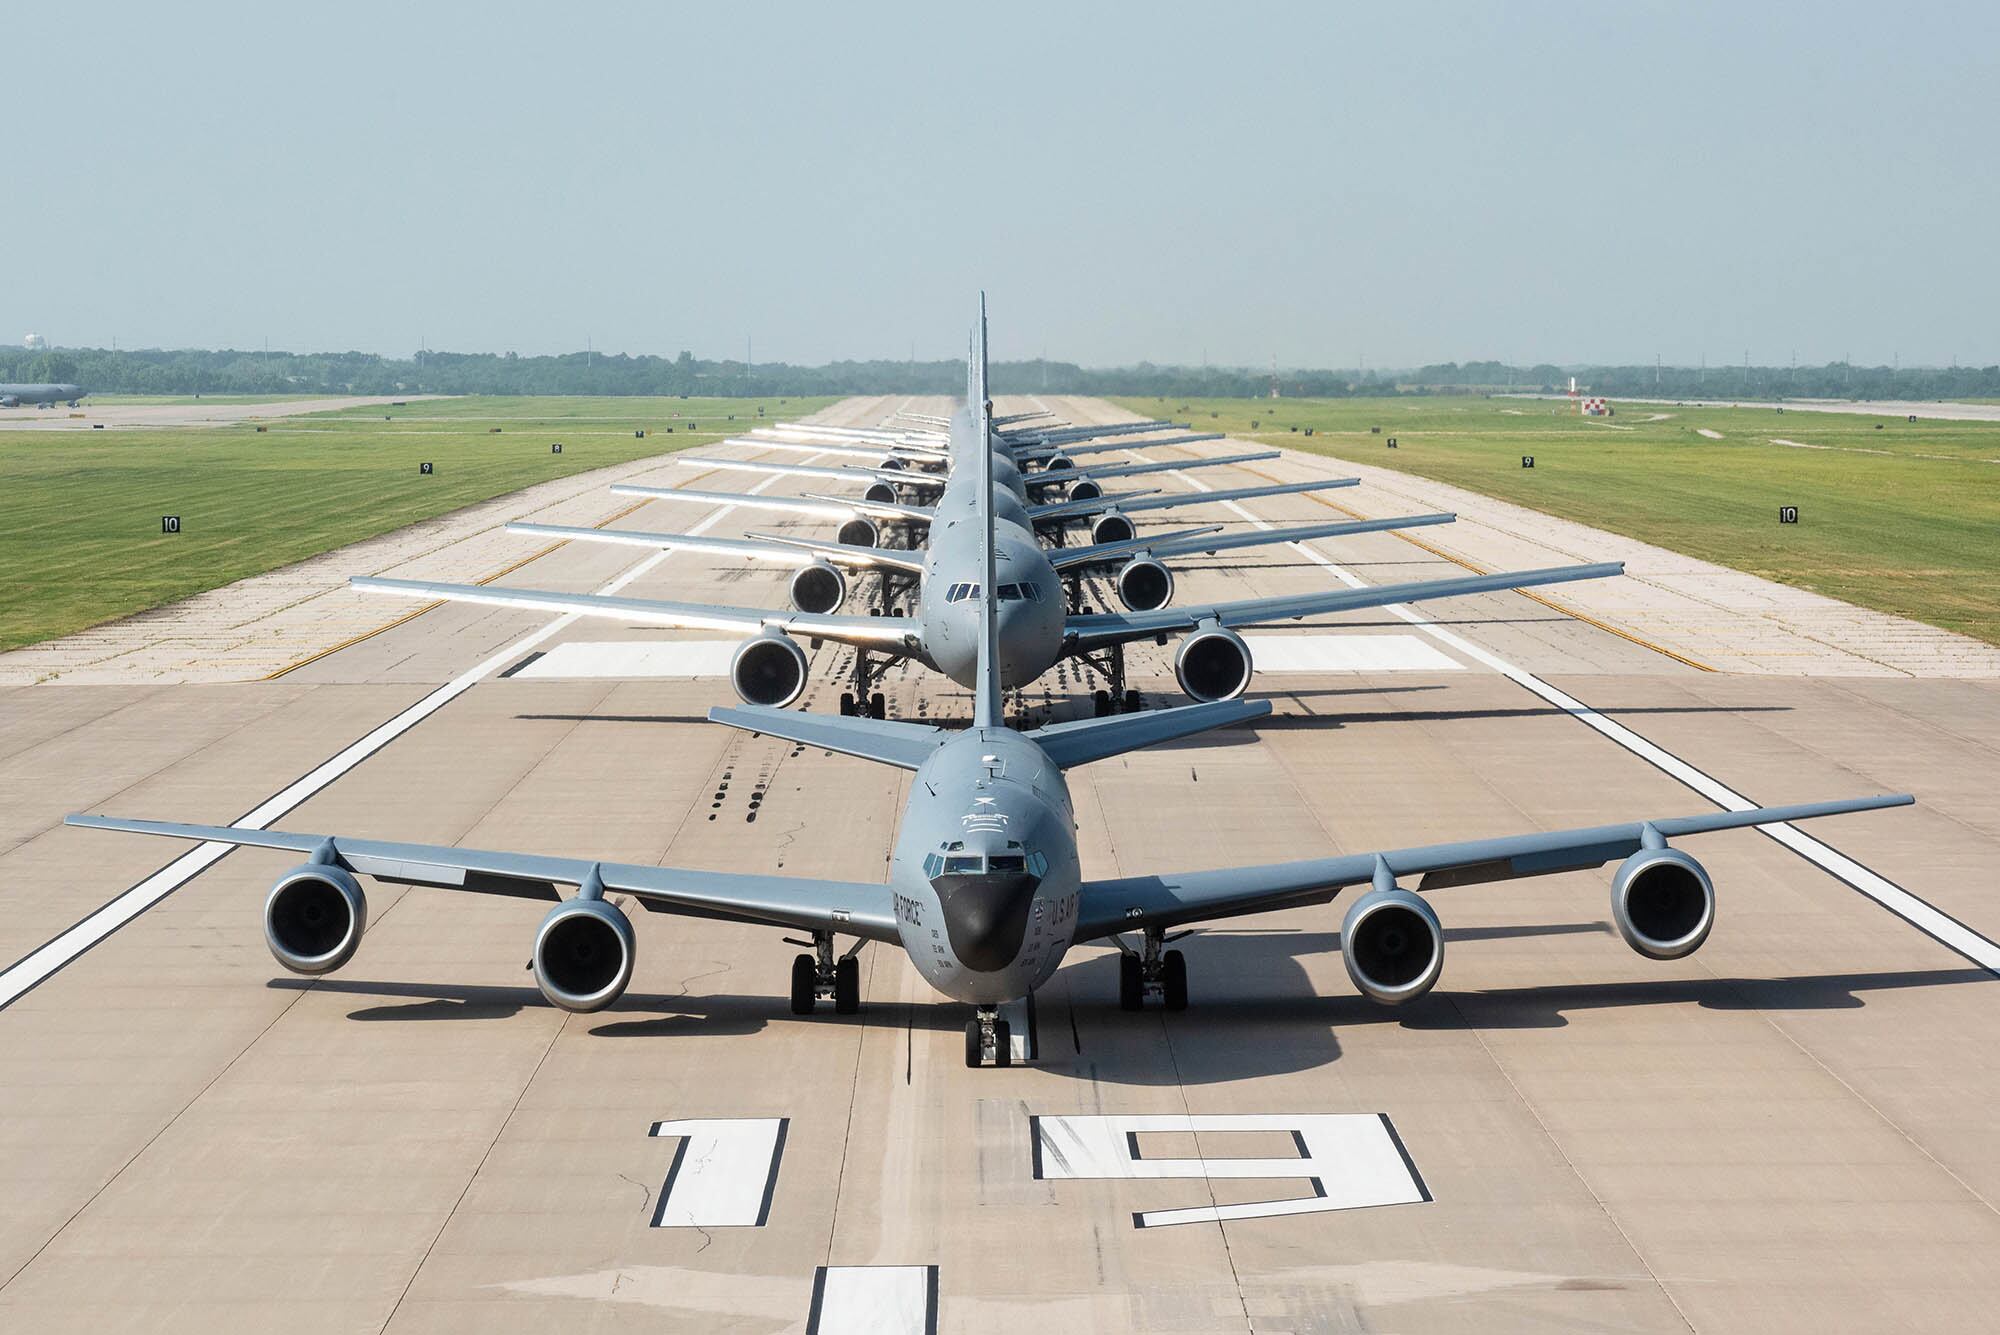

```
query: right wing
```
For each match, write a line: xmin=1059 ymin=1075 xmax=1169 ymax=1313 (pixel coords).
xmin=65 ymin=814 xmax=899 ymax=941
xmin=1073 ymin=794 xmax=1914 ymax=940
xmin=1029 ymin=477 xmax=1360 ymax=523
xmin=506 ymin=522 xmax=926 ymax=574
xmin=1064 ymin=562 xmax=1624 ymax=651
xmin=350 ymin=576 xmax=916 ymax=649
xmin=1047 ymin=513 xmax=1456 ymax=572
xmin=1013 ymin=432 xmax=1225 ymax=460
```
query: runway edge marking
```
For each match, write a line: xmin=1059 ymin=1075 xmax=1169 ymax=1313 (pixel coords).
xmin=0 ymin=455 xmax=824 ymax=1011
xmin=1133 ymin=436 xmax=2000 ymax=976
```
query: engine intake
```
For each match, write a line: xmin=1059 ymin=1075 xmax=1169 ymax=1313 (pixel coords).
xmin=836 ymin=516 xmax=878 ymax=548
xmin=532 ymin=896 xmax=634 ymax=1012
xmin=1067 ymin=478 xmax=1103 ymax=503
xmin=1043 ymin=454 xmax=1075 ymax=472
xmin=789 ymin=561 xmax=846 ymax=614
xmin=1174 ymin=624 xmax=1252 ymax=701
xmin=731 ymin=631 xmax=809 ymax=708
xmin=863 ymin=481 xmax=899 ymax=505
xmin=264 ymin=865 xmax=366 ymax=975
xmin=1341 ymin=887 xmax=1443 ymax=1005
xmin=1611 ymin=848 xmax=1714 ymax=960
xmin=1116 ymin=557 xmax=1174 ymax=612
xmin=1090 ymin=510 xmax=1134 ymax=545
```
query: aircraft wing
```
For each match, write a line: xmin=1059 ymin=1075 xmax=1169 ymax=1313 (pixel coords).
xmin=1022 ymin=451 xmax=1280 ymax=487
xmin=350 ymin=576 xmax=915 ymax=649
xmin=1029 ymin=477 xmax=1359 ymax=523
xmin=1062 ymin=562 xmax=1624 ymax=652
xmin=1047 ymin=513 xmax=1456 ymax=572
xmin=610 ymin=484 xmax=935 ymax=524
xmin=1015 ymin=433 xmax=1225 ymax=460
xmin=506 ymin=522 xmax=925 ymax=574
xmin=721 ymin=436 xmax=944 ymax=465
xmin=1071 ymin=794 xmax=1913 ymax=941
xmin=675 ymin=457 xmax=940 ymax=489
xmin=64 ymin=814 xmax=900 ymax=941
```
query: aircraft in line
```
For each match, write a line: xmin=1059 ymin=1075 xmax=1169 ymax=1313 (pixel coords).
xmin=67 ymin=304 xmax=1915 ymax=1066
xmin=0 ymin=382 xmax=84 ymax=407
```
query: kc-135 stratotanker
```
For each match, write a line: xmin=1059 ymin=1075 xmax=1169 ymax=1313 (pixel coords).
xmin=70 ymin=301 xmax=1913 ymax=1065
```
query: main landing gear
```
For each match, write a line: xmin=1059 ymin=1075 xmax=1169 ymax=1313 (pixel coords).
xmin=964 ymin=1006 xmax=1013 ymax=1068
xmin=1118 ymin=929 xmax=1188 ymax=1012
xmin=838 ymin=648 xmax=889 ymax=719
xmin=1079 ymin=643 xmax=1141 ymax=716
xmin=789 ymin=933 xmax=861 ymax=1016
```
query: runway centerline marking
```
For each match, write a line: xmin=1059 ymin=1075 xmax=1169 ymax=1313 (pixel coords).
xmin=1135 ymin=438 xmax=2000 ymax=975
xmin=0 ymin=449 xmax=832 ymax=1011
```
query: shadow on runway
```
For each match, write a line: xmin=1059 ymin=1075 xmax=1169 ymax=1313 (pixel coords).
xmin=268 ymin=976 xmax=771 ymax=1034
xmin=514 ymin=713 xmax=714 ymax=726
xmin=1248 ymin=701 xmax=1793 ymax=730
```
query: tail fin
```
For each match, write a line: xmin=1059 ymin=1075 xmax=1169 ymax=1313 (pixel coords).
xmin=972 ymin=294 xmax=1003 ymax=730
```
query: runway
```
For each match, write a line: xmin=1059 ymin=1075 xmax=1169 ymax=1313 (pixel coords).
xmin=0 ymin=394 xmax=450 ymax=431
xmin=2 ymin=397 xmax=1997 ymax=1332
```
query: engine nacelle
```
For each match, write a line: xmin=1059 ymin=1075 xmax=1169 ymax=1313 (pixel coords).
xmin=878 ymin=457 xmax=906 ymax=471
xmin=863 ymin=481 xmax=899 ymax=505
xmin=1116 ymin=557 xmax=1175 ymax=612
xmin=789 ymin=561 xmax=846 ymax=614
xmin=1068 ymin=477 xmax=1104 ymax=504
xmin=532 ymin=895 xmax=635 ymax=1012
xmin=730 ymin=630 xmax=809 ymax=708
xmin=1611 ymin=847 xmax=1714 ymax=960
xmin=264 ymin=864 xmax=367 ymax=975
xmin=1341 ymin=887 xmax=1443 ymax=1005
xmin=1090 ymin=510 xmax=1134 ymax=545
xmin=1174 ymin=623 xmax=1253 ymax=702
xmin=1043 ymin=454 xmax=1075 ymax=472
xmin=837 ymin=516 xmax=879 ymax=548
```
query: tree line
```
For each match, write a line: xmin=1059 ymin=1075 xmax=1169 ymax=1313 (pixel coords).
xmin=3 ymin=344 xmax=1995 ymax=402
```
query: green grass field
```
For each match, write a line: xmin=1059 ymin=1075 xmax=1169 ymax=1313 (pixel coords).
xmin=0 ymin=396 xmax=833 ymax=653
xmin=1113 ymin=395 xmax=2000 ymax=646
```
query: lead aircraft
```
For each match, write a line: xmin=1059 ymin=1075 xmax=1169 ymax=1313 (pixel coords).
xmin=68 ymin=300 xmax=1912 ymax=1066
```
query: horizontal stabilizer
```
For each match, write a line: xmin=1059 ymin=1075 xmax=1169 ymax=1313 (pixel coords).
xmin=706 ymin=705 xmax=947 ymax=770
xmin=1031 ymin=698 xmax=1271 ymax=769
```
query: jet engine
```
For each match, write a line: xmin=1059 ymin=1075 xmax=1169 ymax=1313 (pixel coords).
xmin=1067 ymin=478 xmax=1104 ymax=504
xmin=730 ymin=630 xmax=809 ymax=708
xmin=1116 ymin=557 xmax=1175 ymax=612
xmin=264 ymin=864 xmax=367 ymax=975
xmin=789 ymin=561 xmax=846 ymax=614
xmin=1340 ymin=887 xmax=1443 ymax=1005
xmin=837 ymin=516 xmax=879 ymax=547
xmin=1042 ymin=454 xmax=1075 ymax=472
xmin=878 ymin=457 xmax=906 ymax=471
xmin=1173 ymin=623 xmax=1253 ymax=701
xmin=1090 ymin=509 xmax=1135 ymax=545
xmin=864 ymin=481 xmax=900 ymax=505
xmin=532 ymin=895 xmax=635 ymax=1012
xmin=1610 ymin=847 xmax=1714 ymax=960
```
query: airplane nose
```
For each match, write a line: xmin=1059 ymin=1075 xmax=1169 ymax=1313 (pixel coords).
xmin=934 ymin=872 xmax=1038 ymax=972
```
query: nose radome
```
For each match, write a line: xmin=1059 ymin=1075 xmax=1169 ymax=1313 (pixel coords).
xmin=935 ymin=872 xmax=1038 ymax=972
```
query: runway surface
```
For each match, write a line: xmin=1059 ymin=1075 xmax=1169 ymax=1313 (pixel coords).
xmin=0 ymin=394 xmax=448 ymax=431
xmin=2 ymin=396 xmax=1997 ymax=1333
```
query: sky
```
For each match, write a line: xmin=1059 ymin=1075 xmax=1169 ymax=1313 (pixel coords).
xmin=10 ymin=1 xmax=1997 ymax=368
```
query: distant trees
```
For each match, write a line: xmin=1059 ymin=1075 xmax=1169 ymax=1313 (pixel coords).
xmin=1 ymin=343 xmax=1995 ymax=401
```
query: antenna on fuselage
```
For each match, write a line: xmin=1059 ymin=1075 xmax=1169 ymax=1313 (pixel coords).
xmin=972 ymin=294 xmax=1003 ymax=731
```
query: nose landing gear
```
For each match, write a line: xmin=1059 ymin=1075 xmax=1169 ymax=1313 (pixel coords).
xmin=964 ymin=1006 xmax=1013 ymax=1067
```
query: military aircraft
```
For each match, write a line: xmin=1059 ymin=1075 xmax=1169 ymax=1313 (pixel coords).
xmin=0 ymin=382 xmax=84 ymax=407
xmin=349 ymin=319 xmax=1622 ymax=718
xmin=65 ymin=303 xmax=1914 ymax=1066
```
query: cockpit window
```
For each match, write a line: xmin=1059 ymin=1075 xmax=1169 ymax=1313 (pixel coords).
xmin=942 ymin=855 xmax=983 ymax=874
xmin=988 ymin=854 xmax=1027 ymax=872
xmin=946 ymin=583 xmax=983 ymax=603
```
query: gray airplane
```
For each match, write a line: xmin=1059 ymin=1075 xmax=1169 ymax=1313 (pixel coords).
xmin=0 ymin=382 xmax=84 ymax=407
xmin=350 ymin=321 xmax=1623 ymax=717
xmin=65 ymin=307 xmax=1914 ymax=1066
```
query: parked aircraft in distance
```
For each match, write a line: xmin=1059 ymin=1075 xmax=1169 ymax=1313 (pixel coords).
xmin=0 ymin=382 xmax=84 ymax=407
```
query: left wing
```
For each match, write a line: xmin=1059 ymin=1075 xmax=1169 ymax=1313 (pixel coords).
xmin=351 ymin=576 xmax=915 ymax=649
xmin=1063 ymin=562 xmax=1623 ymax=652
xmin=507 ymin=522 xmax=926 ymax=574
xmin=1073 ymin=794 xmax=1914 ymax=940
xmin=1047 ymin=513 xmax=1456 ymax=572
xmin=64 ymin=815 xmax=899 ymax=940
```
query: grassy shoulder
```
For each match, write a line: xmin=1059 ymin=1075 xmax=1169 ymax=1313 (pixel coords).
xmin=0 ymin=395 xmax=834 ymax=652
xmin=1112 ymin=395 xmax=2000 ymax=646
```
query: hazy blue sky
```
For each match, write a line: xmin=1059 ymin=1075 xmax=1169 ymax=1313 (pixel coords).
xmin=12 ymin=1 xmax=1996 ymax=367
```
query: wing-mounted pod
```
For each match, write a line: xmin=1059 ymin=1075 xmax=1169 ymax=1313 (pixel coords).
xmin=264 ymin=854 xmax=367 ymax=975
xmin=1611 ymin=837 xmax=1714 ymax=959
xmin=1090 ymin=509 xmax=1134 ymax=544
xmin=1174 ymin=620 xmax=1253 ymax=702
xmin=1341 ymin=861 xmax=1443 ymax=1004
xmin=1115 ymin=557 xmax=1174 ymax=612
xmin=837 ymin=516 xmax=879 ymax=547
xmin=731 ymin=629 xmax=810 ymax=708
xmin=789 ymin=561 xmax=846 ymax=614
xmin=1066 ymin=477 xmax=1104 ymax=503
xmin=532 ymin=868 xmax=635 ymax=1012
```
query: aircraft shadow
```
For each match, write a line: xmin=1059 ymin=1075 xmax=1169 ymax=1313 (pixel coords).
xmin=1248 ymin=702 xmax=1792 ymax=730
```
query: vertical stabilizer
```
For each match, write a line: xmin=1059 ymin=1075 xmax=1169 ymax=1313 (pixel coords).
xmin=972 ymin=296 xmax=1003 ymax=730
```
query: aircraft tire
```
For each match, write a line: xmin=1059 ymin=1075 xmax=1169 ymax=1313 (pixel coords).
xmin=1118 ymin=953 xmax=1144 ymax=1011
xmin=1162 ymin=950 xmax=1189 ymax=1012
xmin=869 ymin=692 xmax=886 ymax=719
xmin=1093 ymin=690 xmax=1112 ymax=718
xmin=789 ymin=954 xmax=817 ymax=1015
xmin=834 ymin=956 xmax=860 ymax=1014
xmin=1123 ymin=689 xmax=1141 ymax=713
xmin=993 ymin=1019 xmax=1012 ymax=1067
xmin=839 ymin=692 xmax=856 ymax=716
xmin=964 ymin=1019 xmax=983 ymax=1067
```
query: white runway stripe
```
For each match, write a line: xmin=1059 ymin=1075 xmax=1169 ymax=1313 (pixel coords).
xmin=807 ymin=1266 xmax=938 ymax=1335
xmin=0 ymin=453 xmax=830 ymax=1010
xmin=1142 ymin=448 xmax=2000 ymax=975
